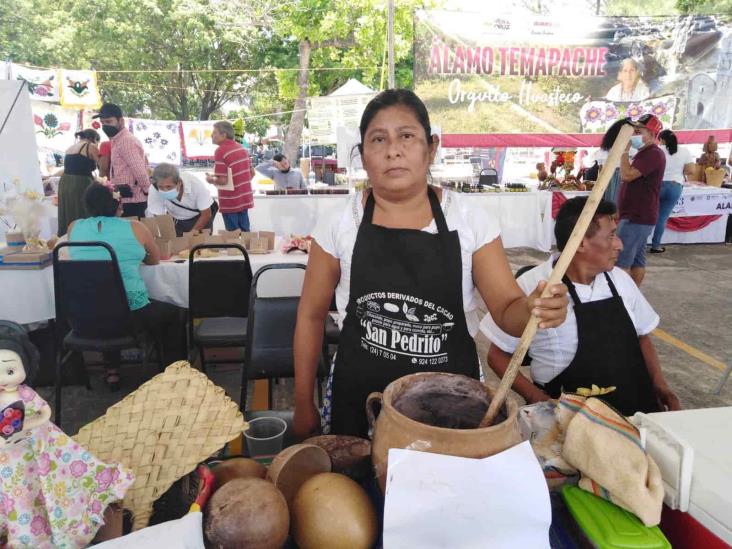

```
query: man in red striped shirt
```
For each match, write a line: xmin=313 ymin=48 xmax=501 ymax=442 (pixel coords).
xmin=206 ymin=121 xmax=254 ymax=231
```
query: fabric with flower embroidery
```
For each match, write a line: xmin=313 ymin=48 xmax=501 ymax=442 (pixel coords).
xmin=58 ymin=70 xmax=102 ymax=109
xmin=10 ymin=64 xmax=60 ymax=103
xmin=0 ymin=385 xmax=134 ymax=549
xmin=129 ymin=118 xmax=182 ymax=165
xmin=579 ymin=95 xmax=677 ymax=133
xmin=180 ymin=121 xmax=218 ymax=159
xmin=31 ymin=101 xmax=80 ymax=153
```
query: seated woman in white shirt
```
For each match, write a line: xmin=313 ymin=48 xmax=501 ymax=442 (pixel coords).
xmin=148 ymin=163 xmax=218 ymax=236
xmin=482 ymin=197 xmax=680 ymax=415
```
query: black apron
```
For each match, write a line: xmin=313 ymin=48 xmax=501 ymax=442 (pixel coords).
xmin=330 ymin=188 xmax=480 ymax=437
xmin=544 ymin=273 xmax=659 ymax=416
xmin=169 ymin=199 xmax=218 ymax=236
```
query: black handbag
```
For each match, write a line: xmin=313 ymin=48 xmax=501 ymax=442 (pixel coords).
xmin=478 ymin=168 xmax=498 ymax=186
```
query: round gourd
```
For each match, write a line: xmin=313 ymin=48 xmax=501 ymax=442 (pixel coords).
xmin=211 ymin=457 xmax=267 ymax=488
xmin=291 ymin=472 xmax=378 ymax=549
xmin=204 ymin=478 xmax=288 ymax=549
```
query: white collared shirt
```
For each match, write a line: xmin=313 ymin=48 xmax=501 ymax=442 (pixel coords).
xmin=147 ymin=172 xmax=214 ymax=220
xmin=480 ymin=257 xmax=659 ymax=384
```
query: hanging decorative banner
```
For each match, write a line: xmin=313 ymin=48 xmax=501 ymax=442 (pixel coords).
xmin=59 ymin=69 xmax=102 ymax=109
xmin=31 ymin=101 xmax=80 ymax=152
xmin=11 ymin=64 xmax=60 ymax=103
xmin=413 ymin=11 xmax=732 ymax=145
xmin=579 ymin=95 xmax=677 ymax=133
xmin=80 ymin=109 xmax=109 ymax=142
xmin=180 ymin=120 xmax=218 ymax=159
xmin=129 ymin=118 xmax=182 ymax=165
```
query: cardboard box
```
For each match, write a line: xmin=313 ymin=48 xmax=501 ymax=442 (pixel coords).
xmin=0 ymin=249 xmax=52 ymax=270
xmin=154 ymin=214 xmax=177 ymax=240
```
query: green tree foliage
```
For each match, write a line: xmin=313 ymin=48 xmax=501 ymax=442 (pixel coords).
xmin=676 ymin=0 xmax=732 ymax=13
xmin=1 ymin=0 xmax=432 ymax=146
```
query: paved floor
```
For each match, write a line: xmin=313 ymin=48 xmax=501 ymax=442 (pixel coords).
xmin=39 ymin=242 xmax=732 ymax=436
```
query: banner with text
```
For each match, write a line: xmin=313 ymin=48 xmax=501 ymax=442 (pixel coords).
xmin=414 ymin=11 xmax=732 ymax=144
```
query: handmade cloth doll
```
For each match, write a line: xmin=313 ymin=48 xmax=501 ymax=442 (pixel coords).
xmin=0 ymin=321 xmax=133 ymax=548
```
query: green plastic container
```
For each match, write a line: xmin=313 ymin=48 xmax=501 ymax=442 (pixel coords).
xmin=561 ymin=485 xmax=671 ymax=549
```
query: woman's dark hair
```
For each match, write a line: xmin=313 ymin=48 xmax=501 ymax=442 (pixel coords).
xmin=658 ymin=129 xmax=678 ymax=155
xmin=600 ymin=118 xmax=633 ymax=151
xmin=75 ymin=128 xmax=100 ymax=143
xmin=358 ymin=89 xmax=432 ymax=155
xmin=555 ymin=196 xmax=618 ymax=251
xmin=84 ymin=183 xmax=119 ymax=217
xmin=0 ymin=321 xmax=40 ymax=386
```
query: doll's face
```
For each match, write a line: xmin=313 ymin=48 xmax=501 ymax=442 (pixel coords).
xmin=0 ymin=350 xmax=25 ymax=389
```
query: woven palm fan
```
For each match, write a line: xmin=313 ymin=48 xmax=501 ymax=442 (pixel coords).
xmin=74 ymin=361 xmax=247 ymax=530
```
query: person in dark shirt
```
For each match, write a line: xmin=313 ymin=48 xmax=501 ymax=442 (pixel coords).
xmin=616 ymin=114 xmax=665 ymax=286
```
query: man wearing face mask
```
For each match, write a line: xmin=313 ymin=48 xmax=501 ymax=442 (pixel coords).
xmin=616 ymin=114 xmax=665 ymax=286
xmin=93 ymin=103 xmax=151 ymax=218
xmin=255 ymin=153 xmax=305 ymax=190
xmin=148 ymin=163 xmax=217 ymax=236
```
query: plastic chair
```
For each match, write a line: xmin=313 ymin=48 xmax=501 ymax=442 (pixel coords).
xmin=188 ymin=243 xmax=253 ymax=373
xmin=52 ymin=242 xmax=162 ymax=428
xmin=240 ymin=263 xmax=326 ymax=414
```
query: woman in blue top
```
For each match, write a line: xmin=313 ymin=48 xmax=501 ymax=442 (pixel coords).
xmin=67 ymin=184 xmax=186 ymax=390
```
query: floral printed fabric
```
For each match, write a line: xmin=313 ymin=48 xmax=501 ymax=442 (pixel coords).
xmin=129 ymin=118 xmax=182 ymax=165
xmin=31 ymin=101 xmax=80 ymax=153
xmin=0 ymin=385 xmax=133 ymax=548
xmin=10 ymin=64 xmax=60 ymax=103
xmin=579 ymin=95 xmax=677 ymax=133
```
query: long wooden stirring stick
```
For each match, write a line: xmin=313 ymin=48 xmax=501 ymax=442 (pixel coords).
xmin=479 ymin=123 xmax=635 ymax=427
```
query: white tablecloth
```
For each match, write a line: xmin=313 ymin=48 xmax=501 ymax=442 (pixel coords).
xmin=0 ymin=251 xmax=308 ymax=325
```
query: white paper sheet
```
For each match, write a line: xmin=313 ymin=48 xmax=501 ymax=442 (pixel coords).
xmin=383 ymin=441 xmax=551 ymax=549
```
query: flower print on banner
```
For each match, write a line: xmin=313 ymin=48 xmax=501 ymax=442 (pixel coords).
xmin=58 ymin=69 xmax=102 ymax=109
xmin=10 ymin=64 xmax=60 ymax=102
xmin=579 ymin=95 xmax=677 ymax=133
xmin=180 ymin=120 xmax=218 ymax=159
xmin=129 ymin=118 xmax=182 ymax=165
xmin=31 ymin=101 xmax=80 ymax=152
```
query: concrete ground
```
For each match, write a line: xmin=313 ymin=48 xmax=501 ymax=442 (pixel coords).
xmin=40 ymin=242 xmax=732 ymax=436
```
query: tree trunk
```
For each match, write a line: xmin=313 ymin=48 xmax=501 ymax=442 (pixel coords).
xmin=285 ymin=39 xmax=311 ymax=163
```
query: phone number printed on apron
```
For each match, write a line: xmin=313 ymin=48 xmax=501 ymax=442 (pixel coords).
xmin=355 ymin=292 xmax=455 ymax=365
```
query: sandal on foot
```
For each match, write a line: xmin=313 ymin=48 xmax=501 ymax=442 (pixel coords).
xmin=649 ymin=247 xmax=665 ymax=253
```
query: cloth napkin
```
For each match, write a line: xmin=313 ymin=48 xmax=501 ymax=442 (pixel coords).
xmin=560 ymin=394 xmax=664 ymax=526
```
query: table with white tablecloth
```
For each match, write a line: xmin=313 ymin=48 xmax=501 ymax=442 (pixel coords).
xmin=553 ymin=185 xmax=732 ymax=247
xmin=0 ymin=251 xmax=308 ymax=325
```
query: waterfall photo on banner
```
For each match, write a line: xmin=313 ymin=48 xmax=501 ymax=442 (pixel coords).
xmin=414 ymin=11 xmax=732 ymax=142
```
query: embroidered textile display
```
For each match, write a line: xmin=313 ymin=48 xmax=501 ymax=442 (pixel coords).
xmin=11 ymin=64 xmax=60 ymax=103
xmin=59 ymin=69 xmax=102 ymax=109
xmin=180 ymin=120 xmax=218 ymax=159
xmin=31 ymin=101 xmax=80 ymax=152
xmin=579 ymin=95 xmax=677 ymax=133
xmin=129 ymin=118 xmax=182 ymax=165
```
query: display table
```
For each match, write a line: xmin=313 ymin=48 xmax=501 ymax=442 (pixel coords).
xmin=18 ymin=185 xmax=732 ymax=262
xmin=550 ymin=186 xmax=732 ymax=248
xmin=0 ymin=250 xmax=308 ymax=325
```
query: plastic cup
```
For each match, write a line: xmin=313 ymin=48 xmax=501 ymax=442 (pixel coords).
xmin=243 ymin=417 xmax=287 ymax=465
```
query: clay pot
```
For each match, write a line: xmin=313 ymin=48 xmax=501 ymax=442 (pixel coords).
xmin=367 ymin=372 xmax=521 ymax=492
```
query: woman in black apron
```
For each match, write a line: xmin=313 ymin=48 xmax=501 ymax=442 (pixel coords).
xmin=293 ymin=90 xmax=569 ymax=438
